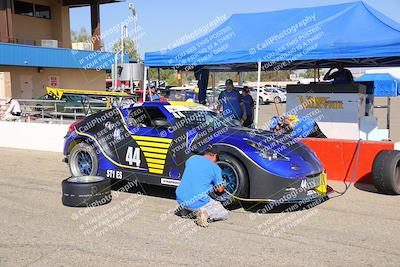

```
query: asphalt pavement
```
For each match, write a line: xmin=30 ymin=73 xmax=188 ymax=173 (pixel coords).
xmin=0 ymin=147 xmax=399 ymax=266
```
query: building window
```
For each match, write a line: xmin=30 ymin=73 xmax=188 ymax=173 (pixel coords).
xmin=14 ymin=1 xmax=51 ymax=19
xmin=14 ymin=1 xmax=34 ymax=17
xmin=35 ymin=4 xmax=51 ymax=19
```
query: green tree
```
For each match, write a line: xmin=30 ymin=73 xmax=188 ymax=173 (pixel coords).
xmin=149 ymin=69 xmax=179 ymax=86
xmin=301 ymin=69 xmax=325 ymax=78
xmin=112 ymin=39 xmax=138 ymax=60
xmin=71 ymin=27 xmax=90 ymax=42
xmin=165 ymin=75 xmax=179 ymax=86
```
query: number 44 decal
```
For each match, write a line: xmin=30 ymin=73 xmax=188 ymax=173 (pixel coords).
xmin=126 ymin=147 xmax=141 ymax=167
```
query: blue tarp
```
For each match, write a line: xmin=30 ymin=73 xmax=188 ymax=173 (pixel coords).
xmin=145 ymin=1 xmax=400 ymax=70
xmin=356 ymin=73 xmax=399 ymax=96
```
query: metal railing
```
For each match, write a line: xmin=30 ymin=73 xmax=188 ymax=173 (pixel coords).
xmin=0 ymin=98 xmax=108 ymax=123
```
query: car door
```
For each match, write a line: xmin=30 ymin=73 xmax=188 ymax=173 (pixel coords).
xmin=126 ymin=106 xmax=175 ymax=177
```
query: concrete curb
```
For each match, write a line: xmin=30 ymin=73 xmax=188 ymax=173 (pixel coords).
xmin=0 ymin=121 xmax=68 ymax=153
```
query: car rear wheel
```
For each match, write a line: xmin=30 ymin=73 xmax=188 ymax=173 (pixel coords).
xmin=215 ymin=154 xmax=249 ymax=208
xmin=258 ymin=97 xmax=264 ymax=105
xmin=372 ymin=150 xmax=400 ymax=194
xmin=69 ymin=142 xmax=99 ymax=177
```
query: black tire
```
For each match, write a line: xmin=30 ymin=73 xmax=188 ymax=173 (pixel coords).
xmin=258 ymin=97 xmax=264 ymax=105
xmin=372 ymin=150 xmax=400 ymax=195
xmin=215 ymin=154 xmax=249 ymax=208
xmin=69 ymin=142 xmax=99 ymax=177
xmin=62 ymin=176 xmax=112 ymax=207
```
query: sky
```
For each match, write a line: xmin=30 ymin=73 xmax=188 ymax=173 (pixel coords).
xmin=70 ymin=0 xmax=400 ymax=58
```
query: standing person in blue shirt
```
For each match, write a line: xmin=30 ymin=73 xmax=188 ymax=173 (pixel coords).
xmin=242 ymin=87 xmax=254 ymax=127
xmin=217 ymin=79 xmax=247 ymax=126
xmin=150 ymin=84 xmax=160 ymax=101
xmin=175 ymin=146 xmax=228 ymax=227
xmin=323 ymin=63 xmax=354 ymax=84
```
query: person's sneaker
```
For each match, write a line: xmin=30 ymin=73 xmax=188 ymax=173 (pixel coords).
xmin=174 ymin=208 xmax=195 ymax=219
xmin=195 ymin=209 xmax=209 ymax=227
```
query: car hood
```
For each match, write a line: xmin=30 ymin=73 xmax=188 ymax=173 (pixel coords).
xmin=194 ymin=126 xmax=324 ymax=179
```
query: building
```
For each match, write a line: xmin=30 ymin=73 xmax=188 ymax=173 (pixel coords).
xmin=0 ymin=0 xmax=125 ymax=99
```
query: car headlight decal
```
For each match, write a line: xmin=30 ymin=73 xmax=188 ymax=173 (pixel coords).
xmin=244 ymin=138 xmax=289 ymax=161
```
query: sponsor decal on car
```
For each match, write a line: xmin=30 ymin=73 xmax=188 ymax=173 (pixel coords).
xmin=161 ymin=178 xmax=181 ymax=186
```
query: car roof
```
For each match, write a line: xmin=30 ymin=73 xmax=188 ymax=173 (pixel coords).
xmin=132 ymin=101 xmax=203 ymax=108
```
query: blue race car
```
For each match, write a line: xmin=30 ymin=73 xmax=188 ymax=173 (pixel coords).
xmin=63 ymin=101 xmax=327 ymax=203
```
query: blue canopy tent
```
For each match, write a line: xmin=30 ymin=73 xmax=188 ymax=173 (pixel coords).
xmin=144 ymin=1 xmax=400 ymax=125
xmin=355 ymin=73 xmax=399 ymax=96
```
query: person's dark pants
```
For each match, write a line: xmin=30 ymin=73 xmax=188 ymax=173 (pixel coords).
xmin=243 ymin=116 xmax=254 ymax=127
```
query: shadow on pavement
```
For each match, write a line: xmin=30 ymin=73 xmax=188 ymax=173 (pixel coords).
xmin=240 ymin=196 xmax=329 ymax=214
xmin=111 ymin=179 xmax=177 ymax=200
xmin=111 ymin=179 xmax=329 ymax=214
xmin=354 ymin=181 xmax=380 ymax=194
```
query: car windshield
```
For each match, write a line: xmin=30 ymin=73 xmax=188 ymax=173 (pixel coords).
xmin=175 ymin=110 xmax=234 ymax=129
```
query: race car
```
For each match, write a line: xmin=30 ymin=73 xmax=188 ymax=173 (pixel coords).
xmin=63 ymin=101 xmax=328 ymax=203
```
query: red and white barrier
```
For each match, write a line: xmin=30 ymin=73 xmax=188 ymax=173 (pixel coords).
xmin=301 ymin=138 xmax=398 ymax=184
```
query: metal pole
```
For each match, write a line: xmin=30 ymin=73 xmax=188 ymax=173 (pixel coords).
xmin=313 ymin=67 xmax=316 ymax=83
xmin=130 ymin=64 xmax=133 ymax=94
xmin=387 ymin=95 xmax=391 ymax=139
xmin=135 ymin=18 xmax=139 ymax=62
xmin=255 ymin=62 xmax=262 ymax=128
xmin=148 ymin=67 xmax=152 ymax=102
xmin=120 ymin=25 xmax=125 ymax=65
xmin=212 ymin=71 xmax=216 ymax=105
xmin=112 ymin=52 xmax=118 ymax=91
xmin=143 ymin=66 xmax=148 ymax=102
xmin=157 ymin=68 xmax=161 ymax=87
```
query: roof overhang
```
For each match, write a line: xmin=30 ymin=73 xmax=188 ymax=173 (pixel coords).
xmin=63 ymin=0 xmax=124 ymax=8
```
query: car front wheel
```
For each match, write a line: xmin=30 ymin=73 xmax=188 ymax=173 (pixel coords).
xmin=215 ymin=154 xmax=249 ymax=208
xmin=69 ymin=142 xmax=99 ymax=177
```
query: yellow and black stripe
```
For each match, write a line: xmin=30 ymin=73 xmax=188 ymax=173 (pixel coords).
xmin=132 ymin=135 xmax=172 ymax=175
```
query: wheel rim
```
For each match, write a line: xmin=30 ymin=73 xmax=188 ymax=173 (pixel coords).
xmin=217 ymin=161 xmax=239 ymax=195
xmin=75 ymin=151 xmax=93 ymax=176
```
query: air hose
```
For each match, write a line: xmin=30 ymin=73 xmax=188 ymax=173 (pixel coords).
xmin=224 ymin=190 xmax=274 ymax=202
xmin=330 ymin=138 xmax=362 ymax=198
xmin=273 ymin=100 xmax=281 ymax=116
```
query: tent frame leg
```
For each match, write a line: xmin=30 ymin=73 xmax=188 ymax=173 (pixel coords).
xmin=143 ymin=66 xmax=148 ymax=102
xmin=255 ymin=61 xmax=262 ymax=128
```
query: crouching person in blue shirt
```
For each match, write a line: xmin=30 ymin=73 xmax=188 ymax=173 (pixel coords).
xmin=175 ymin=146 xmax=228 ymax=227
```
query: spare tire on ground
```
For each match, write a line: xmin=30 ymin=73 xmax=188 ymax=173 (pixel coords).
xmin=372 ymin=150 xmax=400 ymax=195
xmin=62 ymin=176 xmax=112 ymax=207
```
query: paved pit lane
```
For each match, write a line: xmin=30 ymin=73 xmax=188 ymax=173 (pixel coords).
xmin=0 ymin=147 xmax=399 ymax=266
